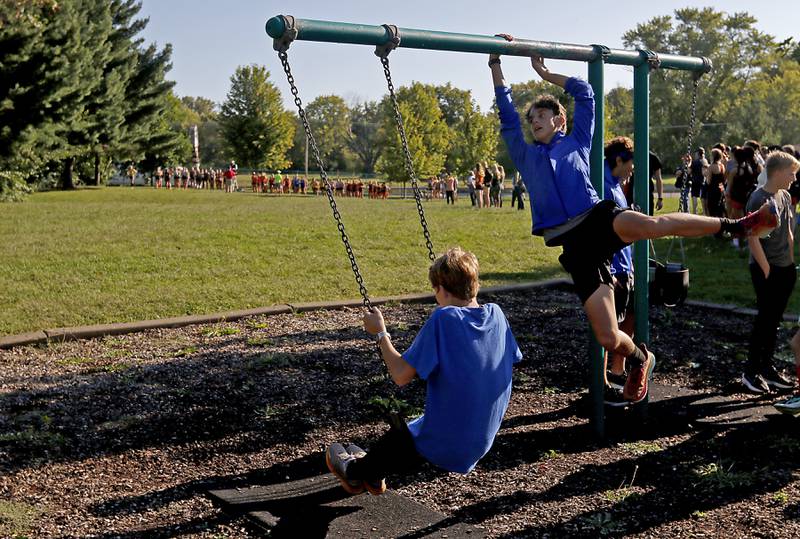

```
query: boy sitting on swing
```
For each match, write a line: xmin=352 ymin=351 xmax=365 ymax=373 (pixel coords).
xmin=489 ymin=37 xmax=778 ymax=403
xmin=326 ymin=247 xmax=522 ymax=494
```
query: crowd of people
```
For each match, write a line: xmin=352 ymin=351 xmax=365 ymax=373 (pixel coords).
xmin=675 ymin=141 xmax=800 ymax=248
xmin=149 ymin=161 xmax=240 ymax=192
xmin=249 ymin=172 xmax=393 ymax=199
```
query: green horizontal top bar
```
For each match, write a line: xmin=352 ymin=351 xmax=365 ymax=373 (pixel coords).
xmin=266 ymin=15 xmax=712 ymax=73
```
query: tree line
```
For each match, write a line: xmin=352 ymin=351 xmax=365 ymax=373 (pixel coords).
xmin=2 ymin=6 xmax=799 ymax=201
xmin=0 ymin=0 xmax=191 ymax=200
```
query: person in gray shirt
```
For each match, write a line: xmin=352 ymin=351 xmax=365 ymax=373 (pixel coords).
xmin=742 ymin=151 xmax=800 ymax=394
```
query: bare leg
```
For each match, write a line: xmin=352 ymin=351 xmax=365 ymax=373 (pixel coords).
xmin=584 ymin=284 xmax=636 ymax=358
xmin=610 ymin=310 xmax=635 ymax=375
xmin=613 ymin=210 xmax=721 ymax=244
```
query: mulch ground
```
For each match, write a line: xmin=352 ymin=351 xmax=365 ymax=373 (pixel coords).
xmin=1 ymin=284 xmax=799 ymax=538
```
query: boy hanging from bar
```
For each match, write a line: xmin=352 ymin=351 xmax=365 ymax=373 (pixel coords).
xmin=489 ymin=36 xmax=778 ymax=403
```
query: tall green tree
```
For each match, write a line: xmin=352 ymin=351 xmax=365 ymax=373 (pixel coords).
xmin=304 ymin=95 xmax=351 ymax=171
xmin=219 ymin=65 xmax=295 ymax=170
xmin=623 ymin=7 xmax=776 ymax=165
xmin=434 ymin=84 xmax=498 ymax=175
xmin=346 ymin=101 xmax=382 ymax=174
xmin=377 ymin=82 xmax=451 ymax=181
xmin=605 ymin=86 xmax=634 ymax=140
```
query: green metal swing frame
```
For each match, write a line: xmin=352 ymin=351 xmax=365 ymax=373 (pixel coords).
xmin=267 ymin=15 xmax=712 ymax=438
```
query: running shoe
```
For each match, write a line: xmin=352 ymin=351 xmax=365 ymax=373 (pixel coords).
xmin=604 ymin=384 xmax=627 ymax=408
xmin=346 ymin=444 xmax=387 ymax=495
xmin=761 ymin=365 xmax=794 ymax=390
xmin=774 ymin=395 xmax=800 ymax=415
xmin=623 ymin=344 xmax=656 ymax=403
xmin=325 ymin=443 xmax=364 ymax=494
xmin=607 ymin=370 xmax=627 ymax=391
xmin=740 ymin=199 xmax=779 ymax=238
xmin=741 ymin=371 xmax=771 ymax=394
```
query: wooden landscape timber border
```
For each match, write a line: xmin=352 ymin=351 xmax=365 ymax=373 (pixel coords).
xmin=2 ymin=278 xmax=795 ymax=350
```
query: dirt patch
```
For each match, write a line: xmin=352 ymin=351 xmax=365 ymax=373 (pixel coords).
xmin=1 ymin=285 xmax=799 ymax=537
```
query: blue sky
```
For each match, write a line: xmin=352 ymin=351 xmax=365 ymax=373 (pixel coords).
xmin=139 ymin=1 xmax=798 ymax=112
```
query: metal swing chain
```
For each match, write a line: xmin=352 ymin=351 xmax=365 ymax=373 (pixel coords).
xmin=380 ymin=55 xmax=436 ymax=262
xmin=668 ymin=77 xmax=700 ymax=266
xmin=278 ymin=50 xmax=372 ymax=310
xmin=678 ymin=78 xmax=700 ymax=214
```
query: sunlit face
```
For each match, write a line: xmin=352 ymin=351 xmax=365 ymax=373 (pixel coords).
xmin=772 ymin=166 xmax=798 ymax=190
xmin=527 ymin=107 xmax=564 ymax=144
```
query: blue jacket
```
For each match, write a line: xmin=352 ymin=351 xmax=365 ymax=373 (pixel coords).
xmin=603 ymin=161 xmax=633 ymax=275
xmin=496 ymin=77 xmax=599 ymax=235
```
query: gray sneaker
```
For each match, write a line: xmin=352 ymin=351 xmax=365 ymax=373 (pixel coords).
xmin=346 ymin=444 xmax=387 ymax=495
xmin=774 ymin=395 xmax=800 ymax=415
xmin=760 ymin=365 xmax=794 ymax=390
xmin=741 ymin=371 xmax=771 ymax=394
xmin=326 ymin=442 xmax=364 ymax=494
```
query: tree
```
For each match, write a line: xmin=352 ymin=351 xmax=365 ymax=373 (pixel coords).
xmin=219 ymin=65 xmax=295 ymax=170
xmin=623 ymin=7 xmax=776 ymax=166
xmin=346 ymin=101 xmax=382 ymax=174
xmin=0 ymin=0 xmax=65 ymax=170
xmin=181 ymin=96 xmax=223 ymax=166
xmin=303 ymin=95 xmax=351 ymax=171
xmin=377 ymin=82 xmax=451 ymax=181
xmin=125 ymin=41 xmax=184 ymax=170
xmin=605 ymin=86 xmax=634 ymax=140
xmin=434 ymin=84 xmax=498 ymax=175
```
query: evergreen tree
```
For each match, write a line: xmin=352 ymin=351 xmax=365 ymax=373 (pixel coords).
xmin=219 ymin=64 xmax=295 ymax=170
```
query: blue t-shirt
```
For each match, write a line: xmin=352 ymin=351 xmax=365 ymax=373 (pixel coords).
xmin=603 ymin=161 xmax=633 ymax=275
xmin=402 ymin=303 xmax=522 ymax=473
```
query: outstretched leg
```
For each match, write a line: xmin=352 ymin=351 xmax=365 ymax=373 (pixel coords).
xmin=612 ymin=201 xmax=777 ymax=245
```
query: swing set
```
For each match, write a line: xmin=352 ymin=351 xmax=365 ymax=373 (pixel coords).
xmin=267 ymin=14 xmax=712 ymax=437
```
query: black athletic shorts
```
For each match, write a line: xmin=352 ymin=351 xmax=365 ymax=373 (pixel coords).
xmin=557 ymin=200 xmax=630 ymax=304
xmin=613 ymin=272 xmax=634 ymax=324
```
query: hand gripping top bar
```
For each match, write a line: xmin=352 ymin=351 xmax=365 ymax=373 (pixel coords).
xmin=266 ymin=15 xmax=712 ymax=74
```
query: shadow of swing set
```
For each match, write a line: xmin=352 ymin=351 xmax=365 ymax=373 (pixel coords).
xmin=266 ymin=14 xmax=711 ymax=439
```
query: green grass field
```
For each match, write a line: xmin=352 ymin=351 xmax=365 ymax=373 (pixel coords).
xmin=1 ymin=188 xmax=793 ymax=336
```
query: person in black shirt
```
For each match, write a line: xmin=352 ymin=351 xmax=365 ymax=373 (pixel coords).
xmin=624 ymin=151 xmax=663 ymax=215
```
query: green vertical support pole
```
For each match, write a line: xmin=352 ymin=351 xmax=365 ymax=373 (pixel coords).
xmin=588 ymin=49 xmax=606 ymax=439
xmin=633 ymin=54 xmax=651 ymax=346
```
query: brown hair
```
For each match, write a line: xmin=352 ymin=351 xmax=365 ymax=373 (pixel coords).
xmin=428 ymin=247 xmax=480 ymax=300
xmin=604 ymin=136 xmax=634 ymax=163
xmin=526 ymin=95 xmax=567 ymax=132
xmin=766 ymin=151 xmax=800 ymax=179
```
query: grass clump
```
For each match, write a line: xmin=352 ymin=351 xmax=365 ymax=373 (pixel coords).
xmin=0 ymin=500 xmax=40 ymax=536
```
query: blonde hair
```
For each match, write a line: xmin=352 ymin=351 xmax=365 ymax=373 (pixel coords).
xmin=766 ymin=151 xmax=800 ymax=179
xmin=428 ymin=247 xmax=480 ymax=300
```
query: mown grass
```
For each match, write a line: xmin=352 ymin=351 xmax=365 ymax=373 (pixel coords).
xmin=1 ymin=188 xmax=792 ymax=336
xmin=0 ymin=188 xmax=558 ymax=335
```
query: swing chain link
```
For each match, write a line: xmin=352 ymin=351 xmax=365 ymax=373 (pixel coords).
xmin=278 ymin=51 xmax=372 ymax=310
xmin=380 ymin=55 xmax=436 ymax=262
xmin=679 ymin=78 xmax=700 ymax=214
